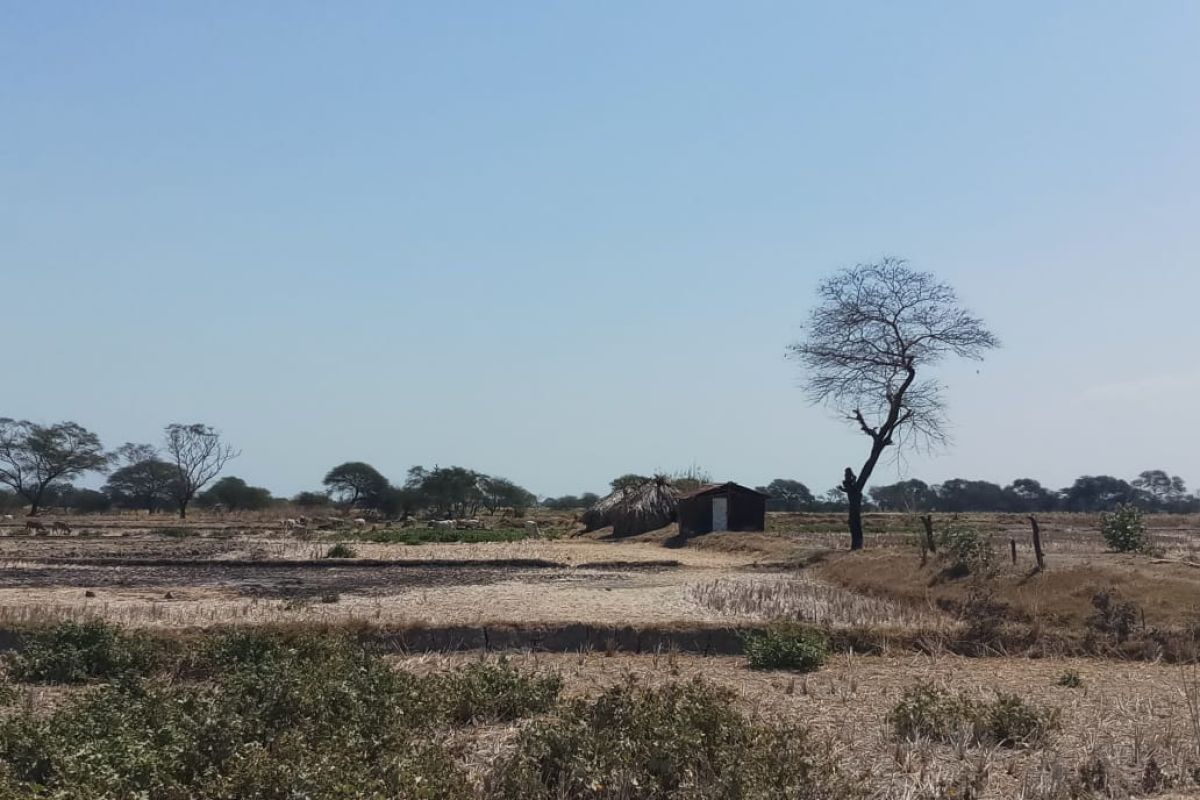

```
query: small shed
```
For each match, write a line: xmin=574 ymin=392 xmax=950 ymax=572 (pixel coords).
xmin=677 ymin=482 xmax=768 ymax=538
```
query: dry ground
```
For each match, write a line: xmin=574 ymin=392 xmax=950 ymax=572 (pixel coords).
xmin=396 ymin=650 xmax=1200 ymax=799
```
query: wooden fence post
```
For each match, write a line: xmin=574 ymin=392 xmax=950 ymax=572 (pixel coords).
xmin=1028 ymin=515 xmax=1045 ymax=571
xmin=920 ymin=514 xmax=937 ymax=554
xmin=1010 ymin=537 xmax=1017 ymax=565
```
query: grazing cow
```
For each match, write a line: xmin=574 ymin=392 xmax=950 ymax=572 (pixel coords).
xmin=50 ymin=520 xmax=72 ymax=535
xmin=352 ymin=518 xmax=368 ymax=527
xmin=430 ymin=519 xmax=455 ymax=530
xmin=24 ymin=520 xmax=45 ymax=534
xmin=2 ymin=515 xmax=13 ymax=521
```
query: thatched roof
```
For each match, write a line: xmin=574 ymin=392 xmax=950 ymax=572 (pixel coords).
xmin=583 ymin=476 xmax=681 ymax=537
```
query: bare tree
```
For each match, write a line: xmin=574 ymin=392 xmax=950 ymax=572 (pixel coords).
xmin=0 ymin=419 xmax=110 ymax=515
xmin=163 ymin=423 xmax=239 ymax=519
xmin=787 ymin=259 xmax=998 ymax=550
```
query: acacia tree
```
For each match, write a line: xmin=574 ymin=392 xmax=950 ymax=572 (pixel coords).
xmin=787 ymin=259 xmax=998 ymax=550
xmin=163 ymin=423 xmax=239 ymax=519
xmin=0 ymin=419 xmax=110 ymax=515
xmin=322 ymin=462 xmax=388 ymax=508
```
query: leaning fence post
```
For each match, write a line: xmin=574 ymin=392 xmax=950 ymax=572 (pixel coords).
xmin=1028 ymin=515 xmax=1045 ymax=571
xmin=920 ymin=514 xmax=936 ymax=554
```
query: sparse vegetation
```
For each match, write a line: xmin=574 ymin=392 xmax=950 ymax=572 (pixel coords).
xmin=324 ymin=542 xmax=356 ymax=558
xmin=358 ymin=527 xmax=541 ymax=545
xmin=888 ymin=683 xmax=1060 ymax=748
xmin=488 ymin=677 xmax=849 ymax=799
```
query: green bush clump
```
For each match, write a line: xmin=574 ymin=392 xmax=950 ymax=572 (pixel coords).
xmin=9 ymin=620 xmax=160 ymax=684
xmin=1100 ymin=504 xmax=1147 ymax=553
xmin=324 ymin=542 xmax=357 ymax=558
xmin=0 ymin=634 xmax=567 ymax=799
xmin=888 ymin=683 xmax=1059 ymax=748
xmin=489 ymin=677 xmax=850 ymax=800
xmin=743 ymin=625 xmax=828 ymax=671
xmin=937 ymin=522 xmax=995 ymax=575
xmin=433 ymin=658 xmax=562 ymax=724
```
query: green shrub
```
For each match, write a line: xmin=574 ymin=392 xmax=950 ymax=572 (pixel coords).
xmin=978 ymin=691 xmax=1060 ymax=747
xmin=743 ymin=625 xmax=828 ymax=671
xmin=1100 ymin=504 xmax=1146 ymax=553
xmin=324 ymin=542 xmax=356 ymax=558
xmin=887 ymin=683 xmax=977 ymax=742
xmin=433 ymin=658 xmax=562 ymax=724
xmin=888 ymin=683 xmax=1059 ymax=748
xmin=937 ymin=522 xmax=995 ymax=575
xmin=0 ymin=633 xmax=479 ymax=799
xmin=488 ymin=677 xmax=850 ymax=799
xmin=9 ymin=620 xmax=160 ymax=684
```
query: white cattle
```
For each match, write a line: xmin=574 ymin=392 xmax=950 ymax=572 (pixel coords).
xmin=352 ymin=518 xmax=368 ymax=527
xmin=2 ymin=515 xmax=13 ymax=521
xmin=430 ymin=520 xmax=456 ymax=530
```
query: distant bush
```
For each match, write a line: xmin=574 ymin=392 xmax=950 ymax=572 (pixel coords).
xmin=743 ymin=625 xmax=828 ymax=672
xmin=488 ymin=677 xmax=848 ymax=799
xmin=324 ymin=543 xmax=356 ymax=558
xmin=937 ymin=522 xmax=995 ymax=575
xmin=9 ymin=620 xmax=159 ymax=684
xmin=888 ymin=683 xmax=1059 ymax=747
xmin=1100 ymin=504 xmax=1146 ymax=552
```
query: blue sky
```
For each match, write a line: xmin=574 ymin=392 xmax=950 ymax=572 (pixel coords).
xmin=3 ymin=2 xmax=1198 ymax=498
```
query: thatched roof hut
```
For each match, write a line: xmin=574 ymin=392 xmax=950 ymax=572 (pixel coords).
xmin=583 ymin=476 xmax=681 ymax=537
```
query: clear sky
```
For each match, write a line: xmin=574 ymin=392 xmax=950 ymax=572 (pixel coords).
xmin=4 ymin=2 xmax=1198 ymax=499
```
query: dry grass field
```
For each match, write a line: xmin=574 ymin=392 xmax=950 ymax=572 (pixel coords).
xmin=0 ymin=510 xmax=1198 ymax=797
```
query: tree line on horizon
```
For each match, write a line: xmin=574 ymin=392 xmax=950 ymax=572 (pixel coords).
xmin=753 ymin=471 xmax=1199 ymax=514
xmin=0 ymin=417 xmax=1193 ymax=519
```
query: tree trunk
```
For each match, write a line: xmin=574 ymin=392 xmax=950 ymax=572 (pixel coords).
xmin=847 ymin=489 xmax=864 ymax=551
xmin=1029 ymin=515 xmax=1045 ymax=571
xmin=178 ymin=500 xmax=188 ymax=519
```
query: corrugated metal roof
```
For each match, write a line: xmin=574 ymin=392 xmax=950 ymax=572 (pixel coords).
xmin=678 ymin=481 xmax=770 ymax=500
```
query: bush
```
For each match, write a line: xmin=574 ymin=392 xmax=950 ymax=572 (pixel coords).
xmin=1087 ymin=589 xmax=1140 ymax=643
xmin=743 ymin=625 xmax=828 ymax=671
xmin=888 ymin=683 xmax=1059 ymax=748
xmin=0 ymin=633 xmax=540 ymax=799
xmin=324 ymin=542 xmax=356 ymax=558
xmin=1056 ymin=670 xmax=1083 ymax=688
xmin=488 ymin=677 xmax=850 ymax=799
xmin=432 ymin=659 xmax=562 ymax=724
xmin=1101 ymin=504 xmax=1147 ymax=552
xmin=9 ymin=620 xmax=160 ymax=684
xmin=937 ymin=522 xmax=995 ymax=575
